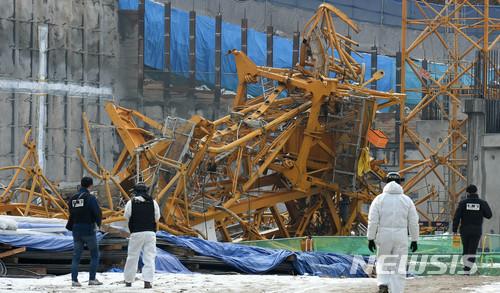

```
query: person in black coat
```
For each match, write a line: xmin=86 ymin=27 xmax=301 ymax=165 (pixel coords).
xmin=452 ymin=184 xmax=492 ymax=275
xmin=67 ymin=176 xmax=103 ymax=286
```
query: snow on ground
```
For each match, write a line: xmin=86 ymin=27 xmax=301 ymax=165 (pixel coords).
xmin=0 ymin=272 xmax=377 ymax=293
xmin=1 ymin=273 xmax=500 ymax=293
xmin=465 ymin=282 xmax=500 ymax=293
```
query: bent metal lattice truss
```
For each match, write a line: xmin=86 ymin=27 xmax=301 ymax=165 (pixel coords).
xmin=0 ymin=4 xmax=404 ymax=241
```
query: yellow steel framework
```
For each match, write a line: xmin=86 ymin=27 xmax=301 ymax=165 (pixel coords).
xmin=0 ymin=130 xmax=68 ymax=218
xmin=0 ymin=4 xmax=405 ymax=241
xmin=95 ymin=3 xmax=404 ymax=241
xmin=400 ymin=0 xmax=500 ymax=230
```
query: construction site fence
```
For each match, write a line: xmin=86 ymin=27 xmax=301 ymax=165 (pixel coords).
xmin=237 ymin=235 xmax=500 ymax=275
xmin=238 ymin=234 xmax=500 ymax=255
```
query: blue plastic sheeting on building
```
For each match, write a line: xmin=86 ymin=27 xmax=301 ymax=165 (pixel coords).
xmin=294 ymin=251 xmax=372 ymax=277
xmin=121 ymin=0 xmax=500 ymax=31
xmin=145 ymin=1 xmax=293 ymax=97
xmin=145 ymin=0 xmax=167 ymax=72
xmin=123 ymin=0 xmax=417 ymax=103
xmin=119 ymin=0 xmax=138 ymax=10
xmin=157 ymin=232 xmax=370 ymax=278
xmin=121 ymin=0 xmax=495 ymax=106
xmin=136 ymin=0 xmax=398 ymax=100
xmin=253 ymin=0 xmax=500 ymax=31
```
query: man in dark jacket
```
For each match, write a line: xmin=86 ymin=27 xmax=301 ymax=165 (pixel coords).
xmin=452 ymin=184 xmax=492 ymax=275
xmin=68 ymin=176 xmax=103 ymax=287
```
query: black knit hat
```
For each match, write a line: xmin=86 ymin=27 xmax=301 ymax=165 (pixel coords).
xmin=466 ymin=184 xmax=477 ymax=194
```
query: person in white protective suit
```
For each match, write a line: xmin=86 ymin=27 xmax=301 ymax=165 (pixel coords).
xmin=124 ymin=182 xmax=161 ymax=289
xmin=366 ymin=172 xmax=419 ymax=293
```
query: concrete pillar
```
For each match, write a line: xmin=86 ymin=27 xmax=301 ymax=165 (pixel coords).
xmin=215 ymin=12 xmax=222 ymax=120
xmin=163 ymin=1 xmax=171 ymax=117
xmin=138 ymin=0 xmax=145 ymax=112
xmin=266 ymin=19 xmax=273 ymax=68
xmin=188 ymin=9 xmax=196 ymax=98
xmin=292 ymin=23 xmax=300 ymax=67
xmin=463 ymin=98 xmax=485 ymax=189
xmin=370 ymin=45 xmax=377 ymax=90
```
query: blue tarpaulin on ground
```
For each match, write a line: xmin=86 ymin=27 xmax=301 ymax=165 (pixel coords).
xmin=294 ymin=251 xmax=373 ymax=277
xmin=151 ymin=247 xmax=194 ymax=274
xmin=0 ymin=222 xmax=191 ymax=274
xmin=103 ymin=248 xmax=193 ymax=274
xmin=156 ymin=231 xmax=370 ymax=277
xmin=0 ymin=220 xmax=373 ymax=277
xmin=156 ymin=231 xmax=295 ymax=274
xmin=0 ymin=222 xmax=106 ymax=252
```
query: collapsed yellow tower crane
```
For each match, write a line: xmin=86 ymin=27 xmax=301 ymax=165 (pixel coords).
xmin=0 ymin=4 xmax=405 ymax=242
xmin=99 ymin=3 xmax=404 ymax=241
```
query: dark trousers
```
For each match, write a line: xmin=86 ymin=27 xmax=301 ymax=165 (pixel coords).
xmin=461 ymin=233 xmax=481 ymax=273
xmin=71 ymin=234 xmax=100 ymax=282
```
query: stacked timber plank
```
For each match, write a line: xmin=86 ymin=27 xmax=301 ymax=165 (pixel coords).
xmin=0 ymin=232 xmax=297 ymax=276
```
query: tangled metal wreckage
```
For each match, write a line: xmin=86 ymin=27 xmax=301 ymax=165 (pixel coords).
xmin=0 ymin=4 xmax=404 ymax=241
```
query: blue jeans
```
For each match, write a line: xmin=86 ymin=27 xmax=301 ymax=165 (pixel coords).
xmin=71 ymin=234 xmax=100 ymax=282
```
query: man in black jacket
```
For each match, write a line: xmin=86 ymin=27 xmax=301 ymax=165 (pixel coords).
xmin=452 ymin=184 xmax=492 ymax=275
xmin=68 ymin=176 xmax=103 ymax=287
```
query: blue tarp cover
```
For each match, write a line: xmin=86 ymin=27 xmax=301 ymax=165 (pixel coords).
xmin=157 ymin=231 xmax=295 ymax=274
xmin=151 ymin=247 xmax=193 ymax=274
xmin=0 ymin=223 xmax=372 ymax=277
xmin=0 ymin=222 xmax=105 ymax=252
xmin=156 ymin=231 xmax=370 ymax=277
xmin=294 ymin=251 xmax=374 ymax=277
xmin=0 ymin=222 xmax=190 ymax=274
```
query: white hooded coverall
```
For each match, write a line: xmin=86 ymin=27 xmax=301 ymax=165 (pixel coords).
xmin=123 ymin=196 xmax=161 ymax=284
xmin=367 ymin=181 xmax=419 ymax=293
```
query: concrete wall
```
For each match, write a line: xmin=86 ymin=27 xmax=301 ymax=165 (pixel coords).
xmin=0 ymin=0 xmax=121 ymax=184
xmin=483 ymin=136 xmax=500 ymax=235
xmin=464 ymin=99 xmax=500 ymax=245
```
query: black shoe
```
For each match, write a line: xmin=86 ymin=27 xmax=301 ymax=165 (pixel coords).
xmin=144 ymin=281 xmax=152 ymax=289
xmin=378 ymin=285 xmax=389 ymax=293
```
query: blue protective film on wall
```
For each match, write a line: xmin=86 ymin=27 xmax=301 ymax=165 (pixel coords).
xmin=121 ymin=0 xmax=495 ymax=107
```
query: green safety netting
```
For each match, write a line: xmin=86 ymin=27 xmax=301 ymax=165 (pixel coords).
xmin=237 ymin=234 xmax=500 ymax=276
xmin=236 ymin=237 xmax=303 ymax=252
xmin=311 ymin=235 xmax=463 ymax=255
xmin=415 ymin=235 xmax=462 ymax=254
xmin=312 ymin=236 xmax=372 ymax=255
xmin=237 ymin=234 xmax=500 ymax=255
